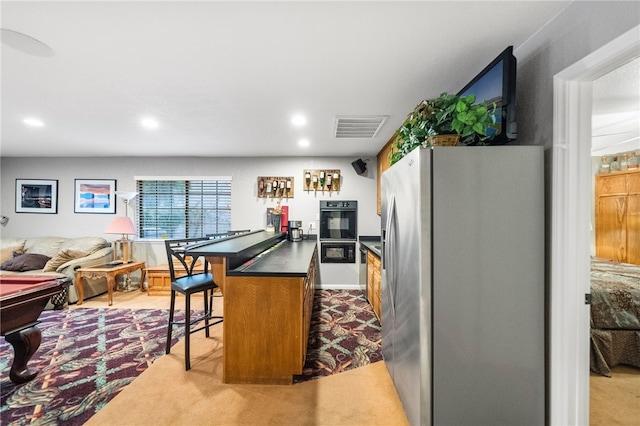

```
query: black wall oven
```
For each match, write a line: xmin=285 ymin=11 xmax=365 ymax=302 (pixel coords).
xmin=319 ymin=200 xmax=357 ymax=263
xmin=319 ymin=200 xmax=357 ymax=241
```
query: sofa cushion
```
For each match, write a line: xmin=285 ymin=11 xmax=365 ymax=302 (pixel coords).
xmin=58 ymin=237 xmax=107 ymax=255
xmin=23 ymin=237 xmax=67 ymax=258
xmin=0 ymin=246 xmax=24 ymax=263
xmin=0 ymin=238 xmax=26 ymax=251
xmin=1 ymin=253 xmax=51 ymax=272
xmin=43 ymin=249 xmax=89 ymax=272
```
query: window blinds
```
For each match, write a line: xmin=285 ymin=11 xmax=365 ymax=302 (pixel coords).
xmin=136 ymin=178 xmax=231 ymax=239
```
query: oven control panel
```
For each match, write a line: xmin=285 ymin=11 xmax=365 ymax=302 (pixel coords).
xmin=320 ymin=200 xmax=357 ymax=209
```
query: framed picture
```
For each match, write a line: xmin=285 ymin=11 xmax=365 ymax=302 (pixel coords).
xmin=16 ymin=179 xmax=58 ymax=214
xmin=74 ymin=179 xmax=117 ymax=214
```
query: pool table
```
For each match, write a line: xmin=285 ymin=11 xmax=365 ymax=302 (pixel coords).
xmin=0 ymin=275 xmax=69 ymax=384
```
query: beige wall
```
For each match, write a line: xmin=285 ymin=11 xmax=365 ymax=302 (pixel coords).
xmin=0 ymin=155 xmax=379 ymax=273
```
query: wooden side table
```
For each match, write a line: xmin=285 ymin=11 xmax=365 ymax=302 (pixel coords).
xmin=75 ymin=261 xmax=146 ymax=306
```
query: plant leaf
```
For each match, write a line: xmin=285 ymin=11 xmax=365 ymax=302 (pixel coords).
xmin=462 ymin=94 xmax=476 ymax=104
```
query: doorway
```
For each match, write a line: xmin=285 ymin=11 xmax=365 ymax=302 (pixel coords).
xmin=551 ymin=25 xmax=640 ymax=425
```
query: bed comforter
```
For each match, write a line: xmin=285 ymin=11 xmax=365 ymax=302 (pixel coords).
xmin=590 ymin=259 xmax=640 ymax=376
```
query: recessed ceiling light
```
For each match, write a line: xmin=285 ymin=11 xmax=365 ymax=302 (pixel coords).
xmin=23 ymin=118 xmax=44 ymax=127
xmin=298 ymin=139 xmax=310 ymax=147
xmin=291 ymin=115 xmax=306 ymax=126
xmin=141 ymin=118 xmax=159 ymax=129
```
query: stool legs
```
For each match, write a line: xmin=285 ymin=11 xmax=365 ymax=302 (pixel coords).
xmin=165 ymin=287 xmax=221 ymax=371
xmin=166 ymin=290 xmax=177 ymax=355
xmin=185 ymin=292 xmax=191 ymax=370
xmin=204 ymin=289 xmax=210 ymax=338
xmin=165 ymin=289 xmax=194 ymax=370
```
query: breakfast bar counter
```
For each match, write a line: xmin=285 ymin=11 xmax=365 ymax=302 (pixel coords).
xmin=230 ymin=239 xmax=317 ymax=276
xmin=185 ymin=231 xmax=318 ymax=385
xmin=185 ymin=230 xmax=286 ymax=268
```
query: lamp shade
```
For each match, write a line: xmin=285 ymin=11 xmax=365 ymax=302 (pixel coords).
xmin=104 ymin=217 xmax=136 ymax=235
xmin=115 ymin=191 xmax=138 ymax=201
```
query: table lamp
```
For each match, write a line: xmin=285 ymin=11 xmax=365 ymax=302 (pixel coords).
xmin=104 ymin=216 xmax=136 ymax=263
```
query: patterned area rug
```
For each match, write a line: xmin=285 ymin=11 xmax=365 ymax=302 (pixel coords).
xmin=296 ymin=289 xmax=383 ymax=383
xmin=0 ymin=308 xmax=189 ymax=425
xmin=0 ymin=290 xmax=382 ymax=424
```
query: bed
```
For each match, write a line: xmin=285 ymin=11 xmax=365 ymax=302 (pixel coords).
xmin=590 ymin=258 xmax=640 ymax=377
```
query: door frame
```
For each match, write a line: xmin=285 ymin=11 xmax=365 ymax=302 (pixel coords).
xmin=550 ymin=25 xmax=640 ymax=425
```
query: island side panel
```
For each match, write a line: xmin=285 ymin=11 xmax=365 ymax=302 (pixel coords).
xmin=223 ymin=275 xmax=305 ymax=385
xmin=301 ymin=248 xmax=318 ymax=361
xmin=208 ymin=256 xmax=227 ymax=293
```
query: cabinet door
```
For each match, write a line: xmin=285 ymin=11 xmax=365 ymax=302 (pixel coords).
xmin=597 ymin=174 xmax=628 ymax=196
xmin=372 ymin=257 xmax=382 ymax=320
xmin=377 ymin=138 xmax=394 ymax=215
xmin=367 ymin=251 xmax=375 ymax=304
xmin=596 ymin=196 xmax=628 ymax=262
xmin=629 ymin=173 xmax=640 ymax=265
xmin=628 ymin=193 xmax=640 ymax=265
xmin=367 ymin=251 xmax=382 ymax=320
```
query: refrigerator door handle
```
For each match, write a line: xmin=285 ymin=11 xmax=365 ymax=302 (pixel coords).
xmin=384 ymin=195 xmax=397 ymax=319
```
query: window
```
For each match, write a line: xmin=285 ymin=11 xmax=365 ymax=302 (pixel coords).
xmin=136 ymin=177 xmax=231 ymax=239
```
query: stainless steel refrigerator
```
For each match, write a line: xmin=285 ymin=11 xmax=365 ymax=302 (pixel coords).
xmin=381 ymin=146 xmax=545 ymax=426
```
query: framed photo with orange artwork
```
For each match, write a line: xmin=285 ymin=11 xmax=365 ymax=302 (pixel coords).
xmin=74 ymin=179 xmax=117 ymax=214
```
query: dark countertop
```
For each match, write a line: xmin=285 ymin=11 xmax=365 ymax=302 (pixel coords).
xmin=185 ymin=230 xmax=285 ymax=257
xmin=359 ymin=236 xmax=381 ymax=258
xmin=184 ymin=230 xmax=316 ymax=277
xmin=230 ymin=239 xmax=317 ymax=277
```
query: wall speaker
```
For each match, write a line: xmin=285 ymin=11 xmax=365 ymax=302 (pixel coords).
xmin=351 ymin=159 xmax=367 ymax=176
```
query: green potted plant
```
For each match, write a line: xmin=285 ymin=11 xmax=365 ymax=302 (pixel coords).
xmin=390 ymin=92 xmax=497 ymax=165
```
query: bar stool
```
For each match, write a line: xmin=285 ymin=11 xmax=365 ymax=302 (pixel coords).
xmin=164 ymin=238 xmax=223 ymax=370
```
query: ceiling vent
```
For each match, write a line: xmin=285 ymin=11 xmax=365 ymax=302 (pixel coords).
xmin=334 ymin=115 xmax=388 ymax=138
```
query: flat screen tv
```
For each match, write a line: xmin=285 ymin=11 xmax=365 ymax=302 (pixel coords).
xmin=457 ymin=46 xmax=517 ymax=145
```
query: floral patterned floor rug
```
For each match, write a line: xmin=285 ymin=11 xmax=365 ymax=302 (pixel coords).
xmin=0 ymin=290 xmax=383 ymax=424
xmin=295 ymin=289 xmax=383 ymax=383
xmin=1 ymin=308 xmax=189 ymax=426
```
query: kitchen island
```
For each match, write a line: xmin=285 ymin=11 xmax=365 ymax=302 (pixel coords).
xmin=186 ymin=230 xmax=318 ymax=384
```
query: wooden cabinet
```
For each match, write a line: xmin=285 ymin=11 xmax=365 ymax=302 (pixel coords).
xmin=367 ymin=250 xmax=382 ymax=320
xmin=146 ymin=261 xmax=204 ymax=296
xmin=223 ymin=246 xmax=318 ymax=384
xmin=376 ymin=137 xmax=395 ymax=215
xmin=145 ymin=264 xmax=172 ymax=295
xmin=595 ymin=169 xmax=640 ymax=265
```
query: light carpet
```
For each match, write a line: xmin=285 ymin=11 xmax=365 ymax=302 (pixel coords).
xmin=590 ymin=365 xmax=640 ymax=425
xmin=86 ymin=325 xmax=408 ymax=425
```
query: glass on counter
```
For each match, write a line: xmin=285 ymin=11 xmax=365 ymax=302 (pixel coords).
xmin=610 ymin=156 xmax=620 ymax=172
xmin=599 ymin=156 xmax=610 ymax=174
xmin=620 ymin=153 xmax=628 ymax=170
xmin=628 ymin=152 xmax=638 ymax=170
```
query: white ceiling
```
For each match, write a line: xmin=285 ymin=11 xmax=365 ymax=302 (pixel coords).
xmin=591 ymin=56 xmax=640 ymax=156
xmin=1 ymin=1 xmax=575 ymax=158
